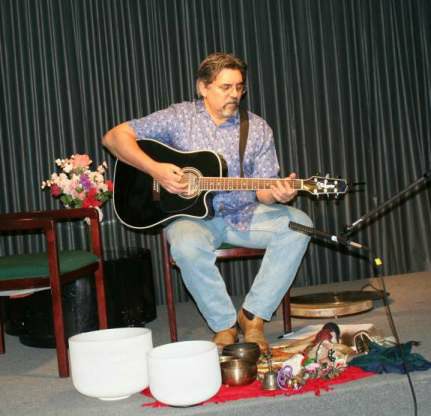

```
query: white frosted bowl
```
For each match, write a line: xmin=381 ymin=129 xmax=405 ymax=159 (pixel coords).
xmin=148 ymin=340 xmax=221 ymax=406
xmin=69 ymin=327 xmax=153 ymax=401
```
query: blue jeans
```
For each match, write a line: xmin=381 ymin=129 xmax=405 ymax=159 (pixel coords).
xmin=166 ymin=203 xmax=312 ymax=333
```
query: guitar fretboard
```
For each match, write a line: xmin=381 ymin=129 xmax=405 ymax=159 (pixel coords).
xmin=198 ymin=177 xmax=304 ymax=191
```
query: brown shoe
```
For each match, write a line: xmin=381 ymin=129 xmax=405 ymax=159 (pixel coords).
xmin=237 ymin=308 xmax=269 ymax=353
xmin=213 ymin=327 xmax=238 ymax=350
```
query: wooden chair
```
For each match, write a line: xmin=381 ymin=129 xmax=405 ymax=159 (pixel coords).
xmin=0 ymin=208 xmax=108 ymax=377
xmin=161 ymin=231 xmax=292 ymax=342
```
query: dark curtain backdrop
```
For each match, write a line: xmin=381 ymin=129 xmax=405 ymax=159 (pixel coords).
xmin=1 ymin=0 xmax=430 ymax=304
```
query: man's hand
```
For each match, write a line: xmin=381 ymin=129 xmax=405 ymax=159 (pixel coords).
xmin=271 ymin=172 xmax=298 ymax=203
xmin=257 ymin=172 xmax=298 ymax=204
xmin=151 ymin=162 xmax=188 ymax=194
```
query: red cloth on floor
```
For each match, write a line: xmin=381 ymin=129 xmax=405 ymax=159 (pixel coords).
xmin=141 ymin=366 xmax=375 ymax=408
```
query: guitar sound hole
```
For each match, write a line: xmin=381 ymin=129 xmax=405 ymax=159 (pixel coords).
xmin=179 ymin=167 xmax=202 ymax=199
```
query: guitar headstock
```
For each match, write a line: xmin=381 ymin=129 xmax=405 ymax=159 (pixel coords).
xmin=302 ymin=175 xmax=349 ymax=197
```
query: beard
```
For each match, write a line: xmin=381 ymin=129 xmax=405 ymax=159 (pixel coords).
xmin=221 ymin=101 xmax=239 ymax=118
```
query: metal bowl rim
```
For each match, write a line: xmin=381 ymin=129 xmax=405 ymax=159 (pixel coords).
xmin=222 ymin=342 xmax=260 ymax=351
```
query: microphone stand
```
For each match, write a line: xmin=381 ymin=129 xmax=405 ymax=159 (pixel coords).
xmin=289 ymin=168 xmax=430 ymax=302
xmin=288 ymin=170 xmax=430 ymax=416
xmin=339 ymin=169 xmax=431 ymax=344
xmin=289 ymin=169 xmax=431 ymax=334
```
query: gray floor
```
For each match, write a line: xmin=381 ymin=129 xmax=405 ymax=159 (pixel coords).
xmin=1 ymin=271 xmax=431 ymax=416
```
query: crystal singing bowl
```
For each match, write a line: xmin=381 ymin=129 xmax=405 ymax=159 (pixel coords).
xmin=148 ymin=340 xmax=221 ymax=407
xmin=69 ymin=327 xmax=153 ymax=401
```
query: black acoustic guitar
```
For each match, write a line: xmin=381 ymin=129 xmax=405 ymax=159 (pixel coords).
xmin=113 ymin=139 xmax=348 ymax=229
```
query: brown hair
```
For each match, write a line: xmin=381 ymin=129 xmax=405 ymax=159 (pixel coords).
xmin=196 ymin=52 xmax=247 ymax=95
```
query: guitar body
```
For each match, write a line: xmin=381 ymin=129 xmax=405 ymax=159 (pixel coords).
xmin=113 ymin=139 xmax=227 ymax=229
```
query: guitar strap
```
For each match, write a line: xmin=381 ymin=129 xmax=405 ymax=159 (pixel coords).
xmin=239 ymin=108 xmax=249 ymax=178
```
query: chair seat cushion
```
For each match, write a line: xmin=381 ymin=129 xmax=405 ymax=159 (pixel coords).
xmin=0 ymin=250 xmax=99 ymax=280
xmin=218 ymin=243 xmax=237 ymax=250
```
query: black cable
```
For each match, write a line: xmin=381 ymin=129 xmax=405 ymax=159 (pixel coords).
xmin=369 ymin=255 xmax=418 ymax=416
xmin=289 ymin=221 xmax=419 ymax=416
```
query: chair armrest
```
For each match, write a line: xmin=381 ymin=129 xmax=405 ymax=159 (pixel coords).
xmin=0 ymin=208 xmax=103 ymax=259
xmin=0 ymin=217 xmax=54 ymax=232
xmin=0 ymin=208 xmax=99 ymax=221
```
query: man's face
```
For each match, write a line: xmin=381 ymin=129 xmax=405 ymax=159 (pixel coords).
xmin=199 ymin=68 xmax=245 ymax=124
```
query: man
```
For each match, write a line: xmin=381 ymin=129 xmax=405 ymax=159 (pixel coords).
xmin=103 ymin=52 xmax=312 ymax=351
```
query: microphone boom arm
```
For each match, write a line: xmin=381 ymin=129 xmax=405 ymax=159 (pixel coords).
xmin=289 ymin=221 xmax=369 ymax=252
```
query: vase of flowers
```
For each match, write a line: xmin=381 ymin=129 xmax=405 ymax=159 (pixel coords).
xmin=41 ymin=154 xmax=113 ymax=221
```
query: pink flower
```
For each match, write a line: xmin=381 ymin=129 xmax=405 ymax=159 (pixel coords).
xmin=72 ymin=154 xmax=91 ymax=169
xmin=50 ymin=184 xmax=62 ymax=197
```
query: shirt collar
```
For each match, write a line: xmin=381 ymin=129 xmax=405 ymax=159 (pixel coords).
xmin=195 ymin=99 xmax=240 ymax=127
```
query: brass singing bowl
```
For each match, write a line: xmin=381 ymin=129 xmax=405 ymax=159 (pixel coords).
xmin=219 ymin=355 xmax=236 ymax=365
xmin=220 ymin=358 xmax=257 ymax=386
xmin=222 ymin=342 xmax=261 ymax=364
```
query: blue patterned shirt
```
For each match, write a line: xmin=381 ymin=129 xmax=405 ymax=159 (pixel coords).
xmin=129 ymin=100 xmax=280 ymax=230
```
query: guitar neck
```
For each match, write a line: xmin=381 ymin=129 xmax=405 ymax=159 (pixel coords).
xmin=198 ymin=177 xmax=304 ymax=191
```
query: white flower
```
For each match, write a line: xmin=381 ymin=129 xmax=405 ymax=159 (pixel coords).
xmin=63 ymin=163 xmax=73 ymax=173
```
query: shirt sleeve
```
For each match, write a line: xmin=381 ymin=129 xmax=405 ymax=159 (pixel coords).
xmin=250 ymin=121 xmax=280 ymax=179
xmin=128 ymin=105 xmax=180 ymax=145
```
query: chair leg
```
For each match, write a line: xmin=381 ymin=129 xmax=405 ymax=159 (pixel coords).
xmin=164 ymin=266 xmax=178 ymax=342
xmin=282 ymin=288 xmax=292 ymax=334
xmin=94 ymin=262 xmax=108 ymax=329
xmin=50 ymin=286 xmax=69 ymax=377
xmin=161 ymin=234 xmax=178 ymax=342
xmin=0 ymin=297 xmax=5 ymax=354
